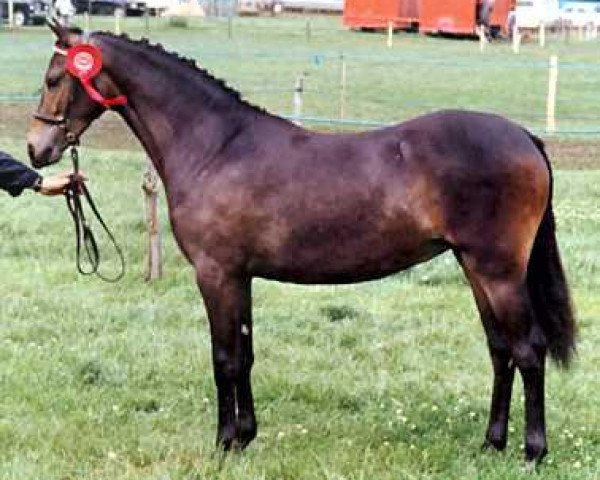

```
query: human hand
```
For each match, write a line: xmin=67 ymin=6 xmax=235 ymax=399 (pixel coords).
xmin=38 ymin=171 xmax=87 ymax=196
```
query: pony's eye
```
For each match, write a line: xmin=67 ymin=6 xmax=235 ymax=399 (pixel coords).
xmin=46 ymin=75 xmax=63 ymax=89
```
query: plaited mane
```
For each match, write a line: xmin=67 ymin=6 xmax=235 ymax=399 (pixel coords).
xmin=92 ymin=30 xmax=269 ymax=115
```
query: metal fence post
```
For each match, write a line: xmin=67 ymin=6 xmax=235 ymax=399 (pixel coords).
xmin=293 ymin=73 xmax=304 ymax=125
xmin=339 ymin=54 xmax=347 ymax=120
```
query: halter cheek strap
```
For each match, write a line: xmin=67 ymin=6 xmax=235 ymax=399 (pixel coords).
xmin=54 ymin=44 xmax=128 ymax=109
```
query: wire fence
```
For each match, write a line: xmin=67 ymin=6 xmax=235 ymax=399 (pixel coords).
xmin=1 ymin=15 xmax=600 ymax=138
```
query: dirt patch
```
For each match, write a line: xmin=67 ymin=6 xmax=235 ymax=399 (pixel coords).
xmin=0 ymin=103 xmax=139 ymax=152
xmin=545 ymin=139 xmax=600 ymax=170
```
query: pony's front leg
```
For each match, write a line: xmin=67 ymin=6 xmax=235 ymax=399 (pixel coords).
xmin=196 ymin=261 xmax=256 ymax=450
xmin=235 ymin=313 xmax=257 ymax=448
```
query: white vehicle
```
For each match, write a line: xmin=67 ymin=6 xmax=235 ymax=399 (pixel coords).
xmin=54 ymin=0 xmax=75 ymax=16
xmin=508 ymin=0 xmax=560 ymax=30
xmin=560 ymin=2 xmax=600 ymax=27
xmin=272 ymin=0 xmax=343 ymax=13
xmin=237 ymin=0 xmax=274 ymax=15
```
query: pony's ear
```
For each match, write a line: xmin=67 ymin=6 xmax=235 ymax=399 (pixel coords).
xmin=47 ymin=16 xmax=84 ymax=47
xmin=47 ymin=16 xmax=70 ymax=45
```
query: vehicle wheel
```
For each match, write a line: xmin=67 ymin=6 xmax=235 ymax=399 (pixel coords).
xmin=13 ymin=9 xmax=28 ymax=26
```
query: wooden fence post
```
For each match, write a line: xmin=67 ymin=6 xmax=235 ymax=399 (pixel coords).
xmin=143 ymin=159 xmax=162 ymax=281
xmin=546 ymin=55 xmax=559 ymax=133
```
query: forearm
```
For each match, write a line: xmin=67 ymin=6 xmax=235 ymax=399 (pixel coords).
xmin=0 ymin=151 xmax=42 ymax=196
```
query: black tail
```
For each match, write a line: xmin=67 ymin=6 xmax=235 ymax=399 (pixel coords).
xmin=527 ymin=134 xmax=576 ymax=367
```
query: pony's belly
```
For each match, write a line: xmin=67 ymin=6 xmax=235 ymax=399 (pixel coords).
xmin=251 ymin=237 xmax=448 ymax=285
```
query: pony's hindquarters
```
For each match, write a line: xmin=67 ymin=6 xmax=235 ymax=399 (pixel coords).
xmin=454 ymin=133 xmax=574 ymax=464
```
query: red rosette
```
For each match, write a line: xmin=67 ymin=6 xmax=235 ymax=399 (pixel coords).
xmin=66 ymin=44 xmax=103 ymax=81
xmin=63 ymin=44 xmax=127 ymax=108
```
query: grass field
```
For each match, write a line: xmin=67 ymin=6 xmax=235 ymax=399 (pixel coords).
xmin=0 ymin=15 xmax=600 ymax=480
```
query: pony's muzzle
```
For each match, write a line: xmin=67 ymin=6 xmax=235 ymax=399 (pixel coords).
xmin=27 ymin=123 xmax=65 ymax=168
xmin=27 ymin=141 xmax=61 ymax=169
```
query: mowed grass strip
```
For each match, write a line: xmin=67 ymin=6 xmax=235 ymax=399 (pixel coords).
xmin=0 ymin=16 xmax=599 ymax=480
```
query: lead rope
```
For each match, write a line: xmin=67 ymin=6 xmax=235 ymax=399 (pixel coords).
xmin=65 ymin=147 xmax=125 ymax=282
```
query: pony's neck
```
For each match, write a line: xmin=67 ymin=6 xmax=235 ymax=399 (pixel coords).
xmin=94 ymin=34 xmax=271 ymax=198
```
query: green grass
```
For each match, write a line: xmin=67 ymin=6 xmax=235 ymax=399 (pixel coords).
xmin=1 ymin=142 xmax=599 ymax=479
xmin=0 ymin=15 xmax=599 ymax=480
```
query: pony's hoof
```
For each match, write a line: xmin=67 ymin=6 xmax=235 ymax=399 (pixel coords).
xmin=525 ymin=443 xmax=548 ymax=463
xmin=481 ymin=437 xmax=507 ymax=452
xmin=523 ymin=460 xmax=537 ymax=474
xmin=523 ymin=446 xmax=548 ymax=471
xmin=216 ymin=425 xmax=238 ymax=452
xmin=236 ymin=416 xmax=257 ymax=450
xmin=215 ymin=429 xmax=256 ymax=452
xmin=216 ymin=437 xmax=234 ymax=452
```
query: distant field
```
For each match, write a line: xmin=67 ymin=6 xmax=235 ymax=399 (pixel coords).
xmin=0 ymin=15 xmax=599 ymax=480
xmin=2 ymin=15 xmax=600 ymax=134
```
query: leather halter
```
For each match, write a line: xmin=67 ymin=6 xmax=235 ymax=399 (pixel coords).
xmin=32 ymin=112 xmax=66 ymax=125
xmin=32 ymin=111 xmax=78 ymax=145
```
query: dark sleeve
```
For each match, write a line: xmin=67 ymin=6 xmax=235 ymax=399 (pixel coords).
xmin=0 ymin=151 xmax=42 ymax=197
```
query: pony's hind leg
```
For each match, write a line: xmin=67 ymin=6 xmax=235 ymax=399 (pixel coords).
xmin=195 ymin=259 xmax=257 ymax=450
xmin=485 ymin=348 xmax=516 ymax=451
xmin=457 ymin=252 xmax=516 ymax=452
xmin=458 ymin=252 xmax=548 ymax=464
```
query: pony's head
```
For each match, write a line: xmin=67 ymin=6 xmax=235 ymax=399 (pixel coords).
xmin=27 ymin=19 xmax=126 ymax=168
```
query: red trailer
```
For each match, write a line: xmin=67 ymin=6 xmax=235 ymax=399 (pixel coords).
xmin=419 ymin=0 xmax=514 ymax=36
xmin=344 ymin=0 xmax=419 ymax=30
xmin=344 ymin=0 xmax=515 ymax=36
